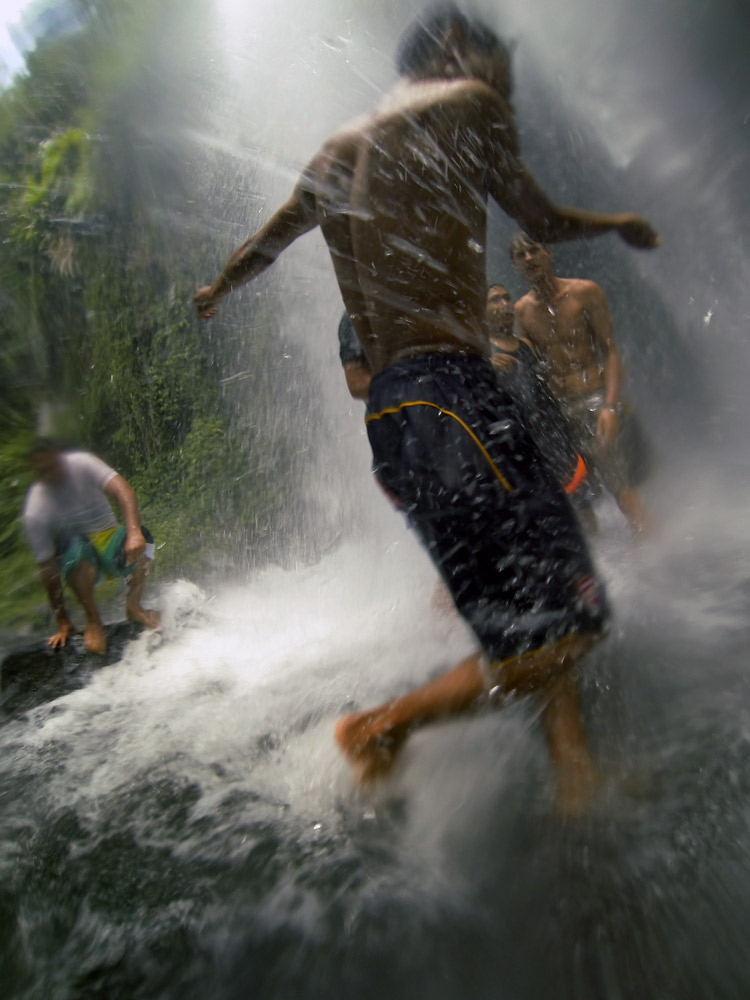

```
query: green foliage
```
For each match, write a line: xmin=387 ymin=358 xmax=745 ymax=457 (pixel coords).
xmin=0 ymin=428 xmax=43 ymax=632
xmin=75 ymin=269 xmax=221 ymax=475
xmin=130 ymin=416 xmax=248 ymax=577
xmin=19 ymin=127 xmax=89 ymax=217
xmin=0 ymin=546 xmax=47 ymax=633
xmin=0 ymin=0 xmax=304 ymax=630
xmin=0 ymin=428 xmax=36 ymax=561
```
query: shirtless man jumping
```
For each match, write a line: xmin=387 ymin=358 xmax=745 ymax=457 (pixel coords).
xmin=195 ymin=5 xmax=659 ymax=812
xmin=511 ymin=233 xmax=652 ymax=534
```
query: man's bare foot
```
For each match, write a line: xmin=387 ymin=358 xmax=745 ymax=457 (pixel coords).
xmin=335 ymin=709 xmax=407 ymax=787
xmin=84 ymin=622 xmax=108 ymax=655
xmin=47 ymin=622 xmax=78 ymax=649
xmin=126 ymin=607 xmax=161 ymax=629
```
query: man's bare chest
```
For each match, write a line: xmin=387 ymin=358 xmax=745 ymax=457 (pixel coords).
xmin=521 ymin=301 xmax=592 ymax=353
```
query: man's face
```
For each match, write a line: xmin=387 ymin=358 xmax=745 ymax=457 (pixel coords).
xmin=30 ymin=449 xmax=65 ymax=485
xmin=511 ymin=240 xmax=550 ymax=281
xmin=486 ymin=285 xmax=515 ymax=333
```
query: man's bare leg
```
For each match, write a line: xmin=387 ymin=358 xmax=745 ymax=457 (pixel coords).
xmin=335 ymin=651 xmax=486 ymax=786
xmin=125 ymin=555 xmax=161 ymax=629
xmin=539 ymin=669 xmax=597 ymax=816
xmin=66 ymin=560 xmax=107 ymax=654
xmin=335 ymin=633 xmax=599 ymax=799
xmin=616 ymin=487 xmax=651 ymax=537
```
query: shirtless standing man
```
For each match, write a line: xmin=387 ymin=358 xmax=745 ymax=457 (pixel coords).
xmin=194 ymin=6 xmax=659 ymax=812
xmin=511 ymin=233 xmax=651 ymax=534
xmin=486 ymin=283 xmax=588 ymax=501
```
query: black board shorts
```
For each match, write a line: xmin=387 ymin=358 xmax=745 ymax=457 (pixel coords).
xmin=366 ymin=353 xmax=609 ymax=663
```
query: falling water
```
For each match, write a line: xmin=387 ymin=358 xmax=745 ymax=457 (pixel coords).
xmin=2 ymin=0 xmax=750 ymax=997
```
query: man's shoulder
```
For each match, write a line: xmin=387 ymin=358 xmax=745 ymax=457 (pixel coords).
xmin=323 ymin=113 xmax=371 ymax=148
xmin=373 ymin=78 xmax=511 ymax=132
xmin=65 ymin=450 xmax=100 ymax=472
xmin=303 ymin=118 xmax=369 ymax=191
xmin=514 ymin=291 xmax=538 ymax=314
xmin=65 ymin=449 xmax=93 ymax=464
xmin=23 ymin=480 xmax=57 ymax=528
xmin=313 ymin=80 xmax=512 ymax=179
xmin=442 ymin=77 xmax=512 ymax=113
xmin=67 ymin=451 xmax=118 ymax=485
xmin=315 ymin=110 xmax=377 ymax=165
xmin=563 ymin=276 xmax=605 ymax=300
xmin=23 ymin=480 xmax=44 ymax=515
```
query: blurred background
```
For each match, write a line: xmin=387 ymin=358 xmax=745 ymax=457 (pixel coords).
xmin=0 ymin=2 xmax=749 ymax=998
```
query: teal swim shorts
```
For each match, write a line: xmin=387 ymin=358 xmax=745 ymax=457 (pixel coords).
xmin=59 ymin=526 xmax=154 ymax=582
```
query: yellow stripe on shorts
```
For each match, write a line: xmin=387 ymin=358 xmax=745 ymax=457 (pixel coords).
xmin=88 ymin=527 xmax=119 ymax=556
xmin=366 ymin=400 xmax=513 ymax=492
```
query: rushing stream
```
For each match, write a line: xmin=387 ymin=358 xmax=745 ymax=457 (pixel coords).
xmin=2 ymin=0 xmax=750 ymax=997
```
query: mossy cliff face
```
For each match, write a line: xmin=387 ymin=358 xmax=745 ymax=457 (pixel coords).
xmin=0 ymin=0 xmax=320 ymax=631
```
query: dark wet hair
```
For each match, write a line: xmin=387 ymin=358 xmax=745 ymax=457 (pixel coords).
xmin=396 ymin=4 xmax=510 ymax=82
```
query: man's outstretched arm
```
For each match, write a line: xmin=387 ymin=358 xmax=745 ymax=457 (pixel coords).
xmin=194 ymin=172 xmax=319 ymax=319
xmin=485 ymin=108 xmax=659 ymax=249
xmin=494 ymin=159 xmax=659 ymax=249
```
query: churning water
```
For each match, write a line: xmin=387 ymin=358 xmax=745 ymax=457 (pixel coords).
xmin=3 ymin=471 xmax=750 ymax=999
xmin=3 ymin=0 xmax=750 ymax=996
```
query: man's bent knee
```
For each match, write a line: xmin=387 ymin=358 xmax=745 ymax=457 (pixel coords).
xmin=487 ymin=630 xmax=600 ymax=698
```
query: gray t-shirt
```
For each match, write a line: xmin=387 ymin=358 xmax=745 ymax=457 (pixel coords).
xmin=23 ymin=451 xmax=119 ymax=562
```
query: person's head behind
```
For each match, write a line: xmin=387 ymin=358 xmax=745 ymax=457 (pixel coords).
xmin=509 ymin=232 xmax=551 ymax=280
xmin=28 ymin=439 xmax=66 ymax=485
xmin=396 ymin=5 xmax=513 ymax=99
xmin=486 ymin=283 xmax=515 ymax=334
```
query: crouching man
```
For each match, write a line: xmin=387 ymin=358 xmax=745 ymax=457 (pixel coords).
xmin=23 ymin=440 xmax=160 ymax=655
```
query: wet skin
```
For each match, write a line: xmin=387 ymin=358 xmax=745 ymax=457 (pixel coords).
xmin=195 ymin=58 xmax=658 ymax=375
xmin=512 ymin=242 xmax=619 ymax=405
xmin=193 ymin=33 xmax=659 ymax=808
